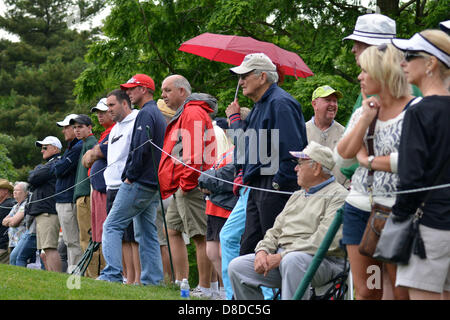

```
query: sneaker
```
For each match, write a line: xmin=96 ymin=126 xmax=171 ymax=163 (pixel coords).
xmin=191 ymin=286 xmax=212 ymax=299
xmin=210 ymin=290 xmax=226 ymax=300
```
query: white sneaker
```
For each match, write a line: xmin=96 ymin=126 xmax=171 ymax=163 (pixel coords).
xmin=210 ymin=289 xmax=226 ymax=300
xmin=191 ymin=286 xmax=212 ymax=299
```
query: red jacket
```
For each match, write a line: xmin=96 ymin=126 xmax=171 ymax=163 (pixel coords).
xmin=158 ymin=94 xmax=217 ymax=199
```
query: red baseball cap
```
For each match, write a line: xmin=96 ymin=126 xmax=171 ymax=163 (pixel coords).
xmin=120 ymin=74 xmax=155 ymax=91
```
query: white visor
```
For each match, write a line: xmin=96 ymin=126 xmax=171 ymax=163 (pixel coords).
xmin=391 ymin=33 xmax=450 ymax=68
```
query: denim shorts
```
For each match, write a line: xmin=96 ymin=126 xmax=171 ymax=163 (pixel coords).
xmin=341 ymin=202 xmax=371 ymax=245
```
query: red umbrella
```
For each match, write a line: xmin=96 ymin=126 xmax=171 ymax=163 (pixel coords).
xmin=179 ymin=32 xmax=314 ymax=79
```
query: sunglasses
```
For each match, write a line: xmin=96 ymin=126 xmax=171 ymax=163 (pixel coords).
xmin=404 ymin=51 xmax=426 ymax=62
xmin=41 ymin=146 xmax=48 ymax=151
xmin=239 ymin=71 xmax=254 ymax=81
xmin=291 ymin=158 xmax=312 ymax=166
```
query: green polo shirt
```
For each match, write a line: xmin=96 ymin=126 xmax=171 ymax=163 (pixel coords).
xmin=73 ymin=134 xmax=97 ymax=202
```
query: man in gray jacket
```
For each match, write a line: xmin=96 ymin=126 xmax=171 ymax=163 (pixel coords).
xmin=228 ymin=142 xmax=348 ymax=300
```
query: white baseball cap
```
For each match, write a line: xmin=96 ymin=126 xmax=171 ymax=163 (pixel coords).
xmin=90 ymin=98 xmax=108 ymax=112
xmin=343 ymin=13 xmax=396 ymax=46
xmin=230 ymin=53 xmax=277 ymax=75
xmin=56 ymin=114 xmax=79 ymax=127
xmin=35 ymin=136 xmax=62 ymax=149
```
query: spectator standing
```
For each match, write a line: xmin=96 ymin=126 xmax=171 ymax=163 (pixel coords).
xmin=28 ymin=136 xmax=62 ymax=272
xmin=53 ymin=113 xmax=84 ymax=273
xmin=334 ymin=44 xmax=417 ymax=300
xmin=90 ymin=90 xmax=140 ymax=284
xmin=159 ymin=75 xmax=217 ymax=297
xmin=306 ymin=85 xmax=349 ymax=187
xmin=198 ymin=146 xmax=237 ymax=299
xmin=391 ymin=29 xmax=450 ymax=300
xmin=99 ymin=74 xmax=166 ymax=286
xmin=225 ymin=53 xmax=307 ymax=255
xmin=0 ymin=179 xmax=15 ymax=264
xmin=82 ymin=98 xmax=115 ymax=275
xmin=228 ymin=142 xmax=348 ymax=300
xmin=70 ymin=114 xmax=98 ymax=278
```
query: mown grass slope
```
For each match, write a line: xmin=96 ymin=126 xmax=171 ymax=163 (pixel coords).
xmin=0 ymin=264 xmax=183 ymax=300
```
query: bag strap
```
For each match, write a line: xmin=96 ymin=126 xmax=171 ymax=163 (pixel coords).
xmin=366 ymin=110 xmax=379 ymax=204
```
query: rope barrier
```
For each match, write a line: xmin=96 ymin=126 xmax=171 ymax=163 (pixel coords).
xmin=1 ymin=137 xmax=449 ymax=210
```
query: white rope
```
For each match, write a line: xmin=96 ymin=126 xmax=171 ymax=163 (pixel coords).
xmin=1 ymin=137 xmax=449 ymax=209
xmin=0 ymin=139 xmax=151 ymax=209
xmin=147 ymin=138 xmax=450 ymax=198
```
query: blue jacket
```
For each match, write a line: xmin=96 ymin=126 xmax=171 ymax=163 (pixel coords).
xmin=230 ymin=84 xmax=307 ymax=189
xmin=90 ymin=134 xmax=109 ymax=193
xmin=54 ymin=138 xmax=83 ymax=203
xmin=122 ymin=100 xmax=167 ymax=189
xmin=28 ymin=154 xmax=60 ymax=216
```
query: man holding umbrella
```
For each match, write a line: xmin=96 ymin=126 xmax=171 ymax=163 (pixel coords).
xmin=225 ymin=53 xmax=307 ymax=255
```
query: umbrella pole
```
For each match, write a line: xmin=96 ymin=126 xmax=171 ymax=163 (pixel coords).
xmin=234 ymin=80 xmax=240 ymax=101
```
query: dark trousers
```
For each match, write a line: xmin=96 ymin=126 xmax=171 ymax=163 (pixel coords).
xmin=239 ymin=175 xmax=299 ymax=255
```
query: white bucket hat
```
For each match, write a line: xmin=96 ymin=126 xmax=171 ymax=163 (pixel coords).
xmin=391 ymin=33 xmax=450 ymax=68
xmin=343 ymin=13 xmax=396 ymax=46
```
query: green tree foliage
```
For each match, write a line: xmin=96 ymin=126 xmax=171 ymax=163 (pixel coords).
xmin=1 ymin=0 xmax=447 ymax=177
xmin=74 ymin=0 xmax=447 ymax=127
xmin=0 ymin=0 xmax=105 ymax=180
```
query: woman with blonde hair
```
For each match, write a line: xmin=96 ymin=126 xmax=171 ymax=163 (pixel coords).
xmin=390 ymin=29 xmax=450 ymax=300
xmin=334 ymin=43 xmax=421 ymax=299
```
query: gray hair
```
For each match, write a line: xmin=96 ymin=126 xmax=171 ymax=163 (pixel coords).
xmin=253 ymin=70 xmax=279 ymax=84
xmin=14 ymin=181 xmax=29 ymax=193
xmin=309 ymin=160 xmax=332 ymax=177
xmin=172 ymin=75 xmax=192 ymax=96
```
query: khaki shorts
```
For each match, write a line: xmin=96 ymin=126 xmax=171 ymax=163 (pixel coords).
xmin=166 ymin=188 xmax=207 ymax=238
xmin=396 ymin=224 xmax=450 ymax=293
xmin=36 ymin=213 xmax=61 ymax=250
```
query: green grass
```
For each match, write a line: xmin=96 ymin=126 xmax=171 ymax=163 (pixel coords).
xmin=0 ymin=264 xmax=185 ymax=300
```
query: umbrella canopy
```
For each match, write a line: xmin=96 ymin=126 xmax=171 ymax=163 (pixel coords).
xmin=179 ymin=32 xmax=314 ymax=79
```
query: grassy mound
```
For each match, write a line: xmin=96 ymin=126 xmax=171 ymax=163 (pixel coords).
xmin=0 ymin=264 xmax=183 ymax=300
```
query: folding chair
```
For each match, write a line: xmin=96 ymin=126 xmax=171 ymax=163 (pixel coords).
xmin=293 ymin=206 xmax=350 ymax=300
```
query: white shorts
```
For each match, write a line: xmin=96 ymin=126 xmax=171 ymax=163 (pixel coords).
xmin=396 ymin=224 xmax=450 ymax=293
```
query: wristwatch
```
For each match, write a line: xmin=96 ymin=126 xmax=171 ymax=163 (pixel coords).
xmin=367 ymin=155 xmax=375 ymax=171
xmin=272 ymin=181 xmax=280 ymax=190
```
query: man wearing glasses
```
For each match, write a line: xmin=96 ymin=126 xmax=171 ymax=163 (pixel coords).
xmin=28 ymin=136 xmax=62 ymax=271
xmin=228 ymin=142 xmax=348 ymax=300
xmin=225 ymin=53 xmax=307 ymax=255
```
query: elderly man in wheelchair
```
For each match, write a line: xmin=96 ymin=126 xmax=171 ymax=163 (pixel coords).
xmin=228 ymin=142 xmax=349 ymax=300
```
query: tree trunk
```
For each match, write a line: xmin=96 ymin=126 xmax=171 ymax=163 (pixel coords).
xmin=377 ymin=0 xmax=400 ymax=16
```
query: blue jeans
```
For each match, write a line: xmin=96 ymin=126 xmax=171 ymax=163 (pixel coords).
xmin=99 ymin=182 xmax=163 ymax=285
xmin=10 ymin=231 xmax=37 ymax=267
xmin=219 ymin=187 xmax=275 ymax=300
xmin=220 ymin=188 xmax=249 ymax=300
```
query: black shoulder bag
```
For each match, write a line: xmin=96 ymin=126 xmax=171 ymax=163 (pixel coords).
xmin=373 ymin=157 xmax=450 ymax=264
